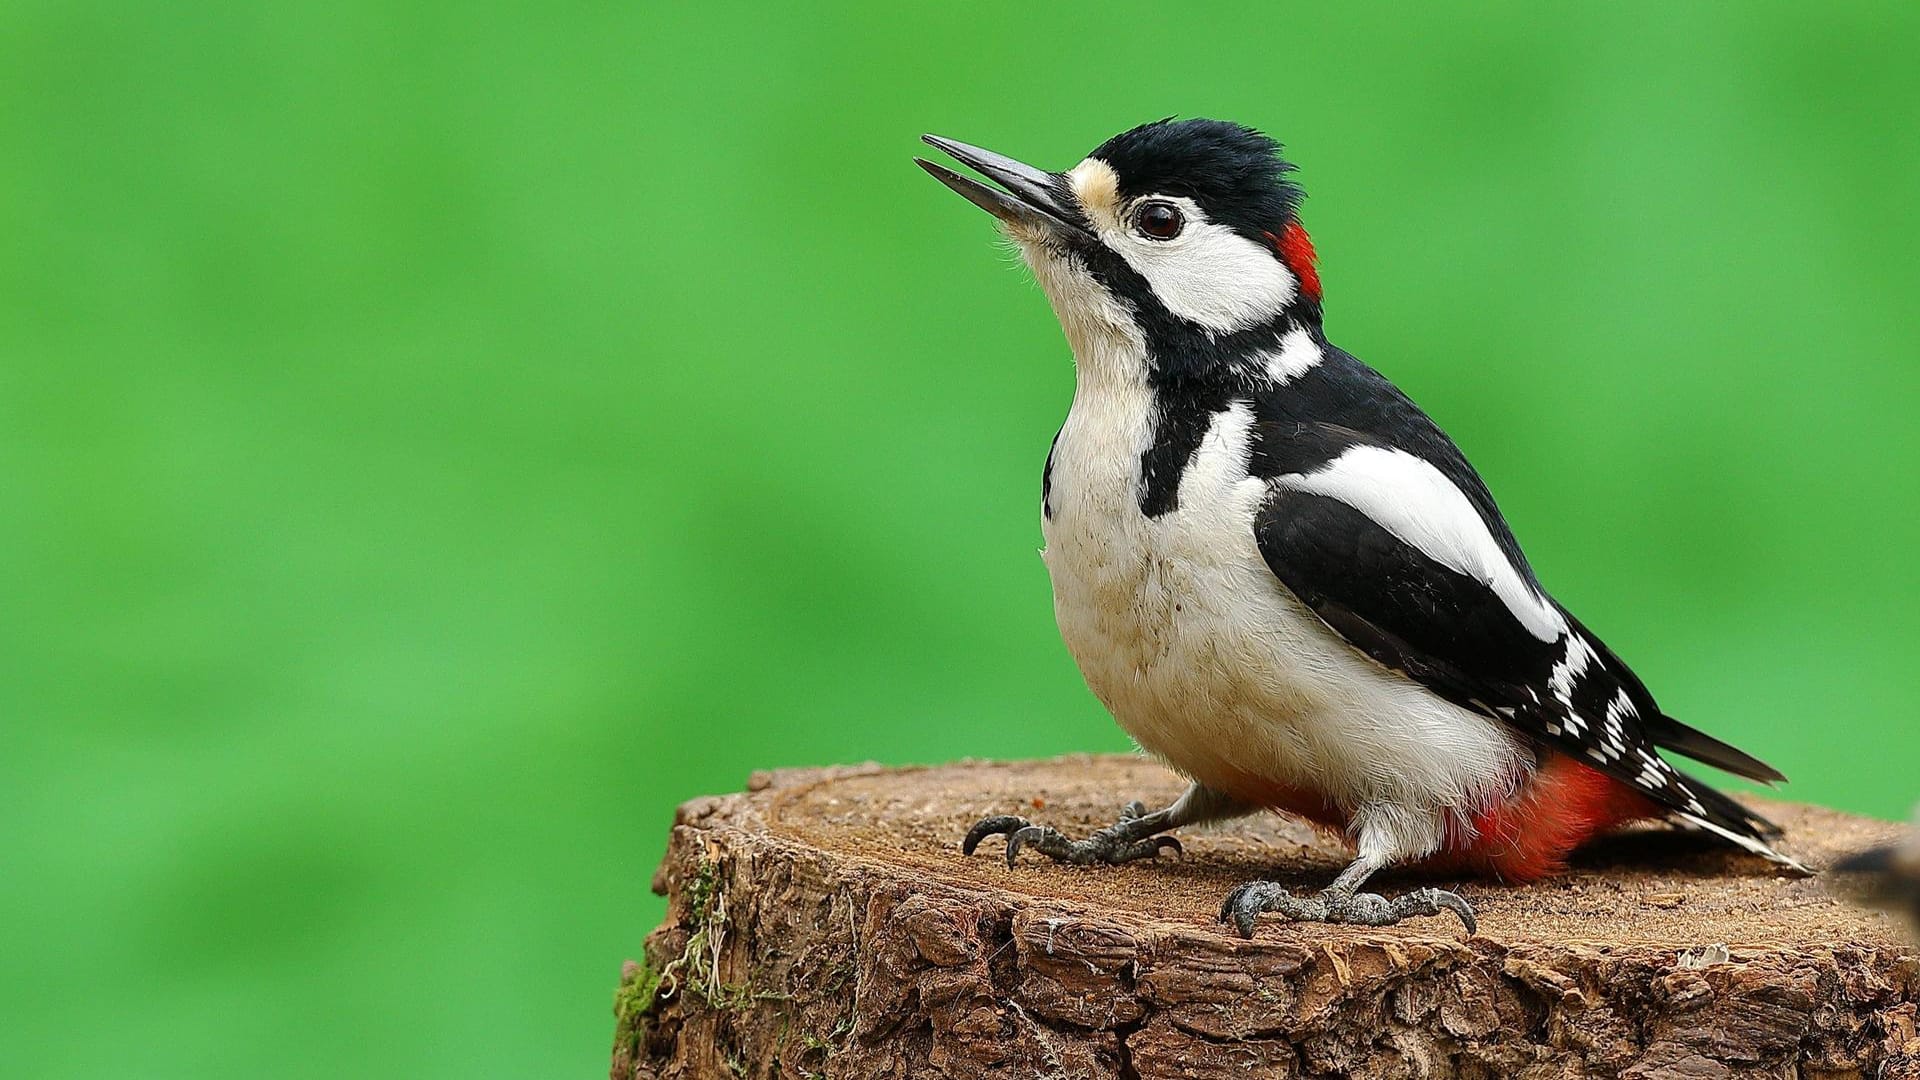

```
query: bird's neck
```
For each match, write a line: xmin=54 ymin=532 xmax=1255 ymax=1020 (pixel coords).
xmin=1069 ymin=311 xmax=1325 ymax=393
xmin=1064 ymin=318 xmax=1152 ymax=396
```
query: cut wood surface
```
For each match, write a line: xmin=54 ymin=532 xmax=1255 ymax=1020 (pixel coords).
xmin=612 ymin=756 xmax=1918 ymax=1079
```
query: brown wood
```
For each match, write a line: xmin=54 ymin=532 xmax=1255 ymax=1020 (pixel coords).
xmin=611 ymin=755 xmax=1919 ymax=1079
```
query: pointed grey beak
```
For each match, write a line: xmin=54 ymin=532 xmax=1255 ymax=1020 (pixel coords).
xmin=915 ymin=134 xmax=1093 ymax=239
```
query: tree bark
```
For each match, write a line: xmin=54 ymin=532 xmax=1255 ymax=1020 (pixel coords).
xmin=611 ymin=756 xmax=1918 ymax=1079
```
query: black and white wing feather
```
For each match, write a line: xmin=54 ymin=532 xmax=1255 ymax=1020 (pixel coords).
xmin=1246 ymin=344 xmax=1797 ymax=867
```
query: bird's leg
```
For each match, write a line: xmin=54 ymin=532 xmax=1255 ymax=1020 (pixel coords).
xmin=1220 ymin=847 xmax=1478 ymax=936
xmin=963 ymin=783 xmax=1248 ymax=869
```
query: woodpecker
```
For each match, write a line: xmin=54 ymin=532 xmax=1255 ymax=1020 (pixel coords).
xmin=916 ymin=119 xmax=1803 ymax=936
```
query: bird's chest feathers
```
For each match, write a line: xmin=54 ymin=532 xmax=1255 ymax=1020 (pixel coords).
xmin=1040 ymin=376 xmax=1267 ymax=691
xmin=1030 ymin=345 xmax=1527 ymax=829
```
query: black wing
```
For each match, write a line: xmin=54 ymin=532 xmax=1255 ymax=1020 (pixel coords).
xmin=1246 ymin=347 xmax=1785 ymax=849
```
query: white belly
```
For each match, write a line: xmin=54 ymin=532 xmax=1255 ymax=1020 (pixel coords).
xmin=1040 ymin=376 xmax=1526 ymax=851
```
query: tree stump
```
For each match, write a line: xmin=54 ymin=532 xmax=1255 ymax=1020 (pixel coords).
xmin=611 ymin=756 xmax=1918 ymax=1079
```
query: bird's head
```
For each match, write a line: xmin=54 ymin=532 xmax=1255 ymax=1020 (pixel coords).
xmin=918 ymin=119 xmax=1320 ymax=374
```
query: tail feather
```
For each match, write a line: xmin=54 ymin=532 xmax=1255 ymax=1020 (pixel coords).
xmin=1646 ymin=713 xmax=1787 ymax=785
xmin=1680 ymin=768 xmax=1785 ymax=837
xmin=1671 ymin=771 xmax=1808 ymax=874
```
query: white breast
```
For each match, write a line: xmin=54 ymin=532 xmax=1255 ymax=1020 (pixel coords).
xmin=1039 ymin=344 xmax=1527 ymax=859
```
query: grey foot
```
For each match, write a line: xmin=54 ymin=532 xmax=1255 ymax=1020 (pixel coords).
xmin=1219 ymin=880 xmax=1477 ymax=937
xmin=962 ymin=800 xmax=1182 ymax=869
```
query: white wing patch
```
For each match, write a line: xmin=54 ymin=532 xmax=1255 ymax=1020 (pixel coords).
xmin=1275 ymin=445 xmax=1566 ymax=642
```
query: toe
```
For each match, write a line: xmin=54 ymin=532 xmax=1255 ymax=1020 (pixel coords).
xmin=961 ymin=815 xmax=1030 ymax=856
xmin=1427 ymin=889 xmax=1478 ymax=936
xmin=1004 ymin=824 xmax=1054 ymax=868
xmin=1112 ymin=835 xmax=1182 ymax=864
xmin=1218 ymin=882 xmax=1254 ymax=924
xmin=1219 ymin=881 xmax=1283 ymax=938
xmin=1340 ymin=892 xmax=1393 ymax=926
xmin=1230 ymin=897 xmax=1263 ymax=939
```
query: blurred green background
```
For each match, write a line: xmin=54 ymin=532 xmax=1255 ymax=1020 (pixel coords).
xmin=4 ymin=1 xmax=1917 ymax=1076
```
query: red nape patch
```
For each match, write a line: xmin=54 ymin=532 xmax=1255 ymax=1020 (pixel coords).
xmin=1265 ymin=222 xmax=1321 ymax=302
xmin=1422 ymin=754 xmax=1663 ymax=883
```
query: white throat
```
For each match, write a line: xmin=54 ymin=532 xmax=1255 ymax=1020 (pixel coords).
xmin=1014 ymin=236 xmax=1150 ymax=389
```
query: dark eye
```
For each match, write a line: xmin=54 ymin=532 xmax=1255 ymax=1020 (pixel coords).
xmin=1133 ymin=201 xmax=1184 ymax=240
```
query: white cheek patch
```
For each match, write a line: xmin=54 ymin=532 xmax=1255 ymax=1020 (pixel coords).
xmin=1108 ymin=202 xmax=1298 ymax=335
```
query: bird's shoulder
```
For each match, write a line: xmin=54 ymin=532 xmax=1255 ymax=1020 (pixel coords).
xmin=1238 ymin=341 xmax=1786 ymax=840
xmin=1241 ymin=340 xmax=1536 ymax=585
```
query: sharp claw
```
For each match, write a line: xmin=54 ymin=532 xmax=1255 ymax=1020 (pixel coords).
xmin=1120 ymin=800 xmax=1147 ymax=821
xmin=1221 ymin=881 xmax=1275 ymax=936
xmin=1220 ymin=881 xmax=1477 ymax=935
xmin=963 ymin=805 xmax=1182 ymax=869
xmin=1005 ymin=825 xmax=1050 ymax=868
xmin=1431 ymin=891 xmax=1478 ymax=935
xmin=961 ymin=815 xmax=1029 ymax=856
xmin=1219 ymin=883 xmax=1248 ymax=924
xmin=1232 ymin=900 xmax=1260 ymax=939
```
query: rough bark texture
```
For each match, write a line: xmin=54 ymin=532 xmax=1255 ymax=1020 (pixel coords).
xmin=611 ymin=756 xmax=1918 ymax=1079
